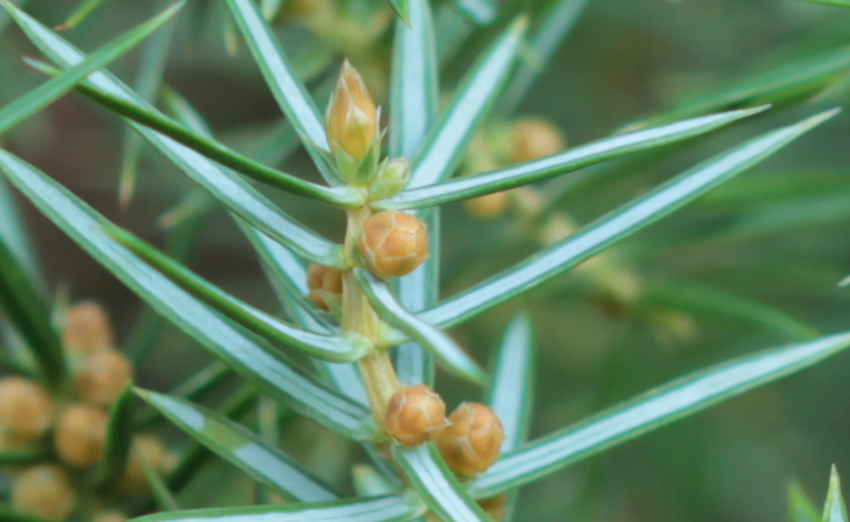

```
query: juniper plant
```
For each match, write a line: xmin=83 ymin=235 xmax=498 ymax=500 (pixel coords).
xmin=1 ymin=0 xmax=850 ymax=521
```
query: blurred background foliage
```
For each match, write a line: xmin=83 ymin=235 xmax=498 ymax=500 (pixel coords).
xmin=2 ymin=0 xmax=850 ymax=520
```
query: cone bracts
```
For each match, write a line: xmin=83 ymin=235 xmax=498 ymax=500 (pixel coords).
xmin=437 ymin=402 xmax=505 ymax=476
xmin=384 ymin=385 xmax=448 ymax=446
xmin=359 ymin=211 xmax=428 ymax=279
xmin=306 ymin=263 xmax=344 ymax=311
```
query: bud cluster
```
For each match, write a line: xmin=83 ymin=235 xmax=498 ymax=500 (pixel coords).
xmin=2 ymin=302 xmax=171 ymax=522
xmin=383 ymin=387 xmax=505 ymax=477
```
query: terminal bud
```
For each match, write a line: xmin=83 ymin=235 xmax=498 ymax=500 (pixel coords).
xmin=358 ymin=211 xmax=428 ymax=279
xmin=437 ymin=402 xmax=504 ymax=477
xmin=325 ymin=60 xmax=379 ymax=179
xmin=384 ymin=385 xmax=448 ymax=446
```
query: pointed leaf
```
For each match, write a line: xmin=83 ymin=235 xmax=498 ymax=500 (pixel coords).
xmin=3 ymin=8 xmax=355 ymax=265
xmin=131 ymin=495 xmax=426 ymax=522
xmin=376 ymin=106 xmax=768 ymax=210
xmin=0 ymin=0 xmax=182 ymax=135
xmin=790 ymin=481 xmax=821 ymax=522
xmin=628 ymin=44 xmax=850 ymax=129
xmin=0 ymin=234 xmax=65 ymax=390
xmin=824 ymin=466 xmax=849 ymax=522
xmin=111 ymin=227 xmax=372 ymax=363
xmin=792 ymin=0 xmax=850 ymax=7
xmin=488 ymin=312 xmax=534 ymax=451
xmin=387 ymin=0 xmax=410 ymax=24
xmin=0 ymin=148 xmax=375 ymax=441
xmin=0 ymin=176 xmax=40 ymax=284
xmin=0 ymin=446 xmax=50 ymax=466
xmin=136 ymin=361 xmax=233 ymax=429
xmin=135 ymin=439 xmax=180 ymax=512
xmin=353 ymin=465 xmax=400 ymax=497
xmin=118 ymin=10 xmax=177 ymax=207
xmin=354 ymin=269 xmax=487 ymax=385
xmin=137 ymin=388 xmax=339 ymax=502
xmin=95 ymin=382 xmax=135 ymax=490
xmin=24 ymin=58 xmax=359 ymax=207
xmin=393 ymin=444 xmax=491 ymax=522
xmin=238 ymin=222 xmax=370 ymax=406
xmin=501 ymin=0 xmax=589 ymax=113
xmin=126 ymin=207 xmax=209 ymax=363
xmin=469 ymin=330 xmax=850 ymax=497
xmin=486 ymin=312 xmax=534 ymax=522
xmin=56 ymin=0 xmax=108 ymax=29
xmin=165 ymin=386 xmax=258 ymax=495
xmin=641 ymin=282 xmax=818 ymax=341
xmin=409 ymin=17 xmax=527 ymax=188
xmin=389 ymin=0 xmax=437 ymax=158
xmin=421 ymin=109 xmax=839 ymax=329
xmin=395 ymin=208 xmax=439 ymax=386
xmin=454 ymin=0 xmax=496 ymax=25
xmin=222 ymin=0 xmax=342 ymax=186
xmin=0 ymin=508 xmax=52 ymax=522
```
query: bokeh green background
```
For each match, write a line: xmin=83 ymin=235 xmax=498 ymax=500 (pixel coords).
xmin=2 ymin=0 xmax=850 ymax=520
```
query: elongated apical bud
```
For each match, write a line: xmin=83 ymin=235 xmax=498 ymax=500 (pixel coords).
xmin=368 ymin=158 xmax=411 ymax=200
xmin=12 ymin=465 xmax=76 ymax=521
xmin=511 ymin=117 xmax=566 ymax=163
xmin=358 ymin=211 xmax=428 ymax=278
xmin=62 ymin=301 xmax=113 ymax=354
xmin=0 ymin=377 xmax=55 ymax=440
xmin=75 ymin=349 xmax=132 ymax=406
xmin=121 ymin=434 xmax=166 ymax=492
xmin=384 ymin=385 xmax=448 ymax=446
xmin=54 ymin=404 xmax=107 ymax=467
xmin=306 ymin=264 xmax=344 ymax=311
xmin=325 ymin=60 xmax=378 ymax=163
xmin=437 ymin=402 xmax=504 ymax=476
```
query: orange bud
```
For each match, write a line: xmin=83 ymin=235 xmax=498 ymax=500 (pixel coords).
xmin=511 ymin=117 xmax=566 ymax=163
xmin=62 ymin=301 xmax=114 ymax=354
xmin=478 ymin=495 xmax=507 ymax=522
xmin=0 ymin=377 xmax=54 ymax=440
xmin=437 ymin=402 xmax=504 ymax=476
xmin=358 ymin=211 xmax=428 ymax=278
xmin=463 ymin=191 xmax=509 ymax=220
xmin=121 ymin=434 xmax=166 ymax=492
xmin=12 ymin=464 xmax=76 ymax=521
xmin=325 ymin=60 xmax=378 ymax=162
xmin=75 ymin=349 xmax=132 ymax=406
xmin=54 ymin=404 xmax=107 ymax=467
xmin=306 ymin=264 xmax=345 ymax=311
xmin=385 ymin=385 xmax=447 ymax=446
